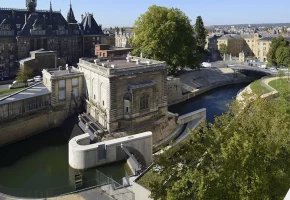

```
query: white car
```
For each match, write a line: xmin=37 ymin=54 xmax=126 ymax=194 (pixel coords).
xmin=34 ymin=76 xmax=42 ymax=82
xmin=270 ymin=68 xmax=278 ymax=73
xmin=201 ymin=62 xmax=212 ymax=68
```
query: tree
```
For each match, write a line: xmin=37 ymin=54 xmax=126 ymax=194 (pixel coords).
xmin=219 ymin=43 xmax=228 ymax=56
xmin=194 ymin=16 xmax=207 ymax=50
xmin=16 ymin=68 xmax=33 ymax=87
xmin=267 ymin=36 xmax=289 ymax=66
xmin=277 ymin=69 xmax=285 ymax=86
xmin=129 ymin=5 xmax=199 ymax=74
xmin=150 ymin=96 xmax=290 ymax=200
xmin=276 ymin=46 xmax=290 ymax=67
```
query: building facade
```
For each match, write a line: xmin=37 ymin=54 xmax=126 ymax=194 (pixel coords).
xmin=115 ymin=29 xmax=135 ymax=48
xmin=78 ymin=55 xmax=168 ymax=133
xmin=95 ymin=44 xmax=133 ymax=58
xmin=0 ymin=0 xmax=104 ymax=80
xmin=19 ymin=49 xmax=66 ymax=75
xmin=217 ymin=33 xmax=290 ymax=62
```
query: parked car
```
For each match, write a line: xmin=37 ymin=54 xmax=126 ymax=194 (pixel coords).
xmin=258 ymin=65 xmax=267 ymax=69
xmin=34 ymin=76 xmax=43 ymax=82
xmin=270 ymin=67 xmax=278 ymax=73
xmin=201 ymin=62 xmax=212 ymax=68
xmin=9 ymin=80 xmax=35 ymax=89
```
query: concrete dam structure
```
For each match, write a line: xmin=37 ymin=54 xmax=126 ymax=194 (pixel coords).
xmin=69 ymin=132 xmax=152 ymax=170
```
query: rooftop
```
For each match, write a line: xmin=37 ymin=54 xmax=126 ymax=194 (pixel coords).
xmin=0 ymin=83 xmax=50 ymax=105
xmin=82 ymin=56 xmax=165 ymax=69
xmin=43 ymin=67 xmax=83 ymax=78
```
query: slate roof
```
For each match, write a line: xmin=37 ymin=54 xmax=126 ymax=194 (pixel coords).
xmin=80 ymin=14 xmax=103 ymax=35
xmin=0 ymin=4 xmax=103 ymax=38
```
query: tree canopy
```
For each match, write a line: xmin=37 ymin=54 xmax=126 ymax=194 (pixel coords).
xmin=194 ymin=16 xmax=207 ymax=49
xmin=129 ymin=5 xmax=199 ymax=74
xmin=219 ymin=43 xmax=228 ymax=56
xmin=16 ymin=68 xmax=33 ymax=86
xmin=276 ymin=46 xmax=290 ymax=67
xmin=267 ymin=36 xmax=289 ymax=66
xmin=149 ymin=95 xmax=290 ymax=200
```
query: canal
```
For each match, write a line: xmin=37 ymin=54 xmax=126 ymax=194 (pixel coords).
xmin=0 ymin=83 xmax=249 ymax=197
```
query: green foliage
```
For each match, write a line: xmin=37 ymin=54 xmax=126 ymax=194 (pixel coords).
xmin=150 ymin=96 xmax=290 ymax=200
xmin=129 ymin=5 xmax=199 ymax=74
xmin=276 ymin=46 xmax=290 ymax=68
xmin=0 ymin=87 xmax=24 ymax=95
xmin=194 ymin=16 xmax=207 ymax=49
xmin=267 ymin=36 xmax=289 ymax=66
xmin=137 ymin=168 xmax=165 ymax=191
xmin=16 ymin=68 xmax=33 ymax=86
xmin=269 ymin=78 xmax=290 ymax=92
xmin=250 ymin=80 xmax=270 ymax=96
xmin=219 ymin=43 xmax=228 ymax=56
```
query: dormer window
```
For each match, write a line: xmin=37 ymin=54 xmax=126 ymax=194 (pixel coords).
xmin=16 ymin=24 xmax=21 ymax=29
xmin=0 ymin=24 xmax=11 ymax=31
xmin=58 ymin=25 xmax=65 ymax=31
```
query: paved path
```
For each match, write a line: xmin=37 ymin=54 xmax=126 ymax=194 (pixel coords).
xmin=0 ymin=84 xmax=9 ymax=91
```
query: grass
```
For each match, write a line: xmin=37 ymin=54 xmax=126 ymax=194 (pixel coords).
xmin=136 ymin=167 xmax=165 ymax=191
xmin=269 ymin=78 xmax=290 ymax=93
xmin=0 ymin=87 xmax=25 ymax=95
xmin=250 ymin=80 xmax=270 ymax=96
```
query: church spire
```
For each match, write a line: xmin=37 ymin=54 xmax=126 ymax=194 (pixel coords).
xmin=67 ymin=0 xmax=77 ymax=23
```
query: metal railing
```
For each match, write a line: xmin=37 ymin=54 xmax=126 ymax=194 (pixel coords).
xmin=0 ymin=169 xmax=135 ymax=200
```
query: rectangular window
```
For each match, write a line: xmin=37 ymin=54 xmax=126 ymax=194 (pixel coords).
xmin=140 ymin=96 xmax=149 ymax=110
xmin=72 ymin=77 xmax=78 ymax=86
xmin=73 ymin=87 xmax=79 ymax=98
xmin=58 ymin=80 xmax=66 ymax=101
xmin=59 ymin=90 xmax=66 ymax=101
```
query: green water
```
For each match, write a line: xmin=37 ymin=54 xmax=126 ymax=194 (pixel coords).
xmin=0 ymin=128 xmax=131 ymax=197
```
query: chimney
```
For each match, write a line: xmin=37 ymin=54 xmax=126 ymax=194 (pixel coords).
xmin=25 ymin=14 xmax=27 ymax=23
xmin=12 ymin=10 xmax=15 ymax=18
xmin=88 ymin=13 xmax=92 ymax=28
xmin=81 ymin=14 xmax=84 ymax=21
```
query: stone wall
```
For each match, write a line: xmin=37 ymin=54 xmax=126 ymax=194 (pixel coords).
xmin=0 ymin=108 xmax=69 ymax=147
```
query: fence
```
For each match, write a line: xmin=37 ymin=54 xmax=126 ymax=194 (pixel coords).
xmin=0 ymin=169 xmax=135 ymax=200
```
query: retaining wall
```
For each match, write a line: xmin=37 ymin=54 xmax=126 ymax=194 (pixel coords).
xmin=0 ymin=108 xmax=69 ymax=147
xmin=69 ymin=132 xmax=152 ymax=170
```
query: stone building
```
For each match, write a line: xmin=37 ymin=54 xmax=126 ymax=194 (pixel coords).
xmin=0 ymin=66 xmax=84 ymax=146
xmin=95 ymin=44 xmax=133 ymax=58
xmin=0 ymin=0 xmax=104 ymax=80
xmin=217 ymin=33 xmax=290 ymax=62
xmin=205 ymin=34 xmax=222 ymax=61
xmin=19 ymin=49 xmax=66 ymax=75
xmin=115 ymin=29 xmax=135 ymax=48
xmin=78 ymin=55 xmax=168 ymax=134
xmin=42 ymin=67 xmax=84 ymax=108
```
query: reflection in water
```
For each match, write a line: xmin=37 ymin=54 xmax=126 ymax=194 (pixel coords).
xmin=0 ymin=128 xmax=130 ymax=192
xmin=169 ymin=83 xmax=248 ymax=124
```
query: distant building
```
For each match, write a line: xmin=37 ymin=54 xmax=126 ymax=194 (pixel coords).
xmin=115 ymin=29 xmax=135 ymax=48
xmin=205 ymin=34 xmax=222 ymax=61
xmin=78 ymin=55 xmax=168 ymax=133
xmin=217 ymin=33 xmax=290 ymax=62
xmin=19 ymin=49 xmax=66 ymax=75
xmin=0 ymin=0 xmax=105 ymax=80
xmin=95 ymin=44 xmax=133 ymax=58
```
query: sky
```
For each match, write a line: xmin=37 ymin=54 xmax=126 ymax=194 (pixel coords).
xmin=2 ymin=0 xmax=290 ymax=28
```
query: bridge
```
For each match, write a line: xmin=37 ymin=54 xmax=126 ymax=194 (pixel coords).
xmin=228 ymin=65 xmax=276 ymax=75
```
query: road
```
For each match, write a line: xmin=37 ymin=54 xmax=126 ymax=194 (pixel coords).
xmin=0 ymin=84 xmax=10 ymax=91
